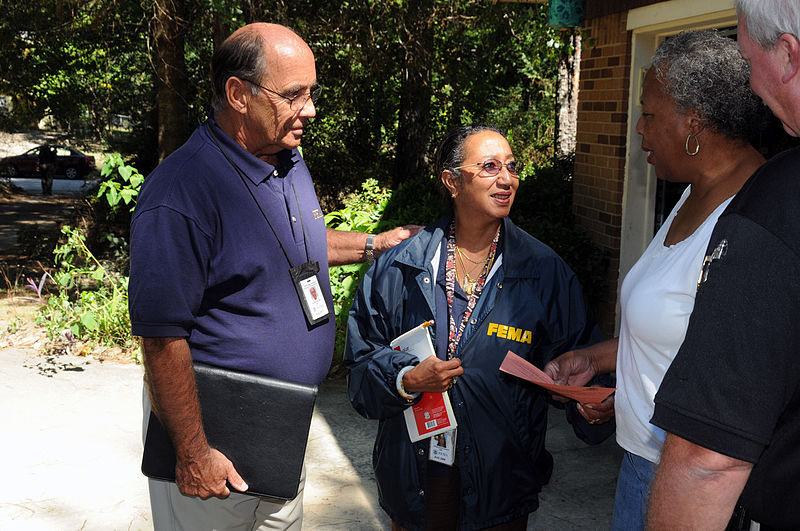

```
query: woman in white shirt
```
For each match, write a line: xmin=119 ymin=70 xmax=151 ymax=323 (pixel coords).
xmin=544 ymin=30 xmax=767 ymax=531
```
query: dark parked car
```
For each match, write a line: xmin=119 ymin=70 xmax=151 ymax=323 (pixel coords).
xmin=1 ymin=144 xmax=96 ymax=179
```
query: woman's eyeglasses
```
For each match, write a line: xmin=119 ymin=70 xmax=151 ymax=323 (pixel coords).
xmin=452 ymin=159 xmax=522 ymax=177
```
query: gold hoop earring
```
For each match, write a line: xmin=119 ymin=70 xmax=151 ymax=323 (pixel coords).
xmin=685 ymin=134 xmax=700 ymax=156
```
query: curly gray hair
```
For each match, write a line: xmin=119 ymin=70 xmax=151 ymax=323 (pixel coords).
xmin=651 ymin=30 xmax=765 ymax=140
xmin=735 ymin=0 xmax=800 ymax=49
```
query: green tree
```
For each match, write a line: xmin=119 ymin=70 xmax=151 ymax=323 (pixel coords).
xmin=0 ymin=0 xmax=571 ymax=199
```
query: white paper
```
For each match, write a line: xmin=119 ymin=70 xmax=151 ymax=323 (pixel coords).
xmin=391 ymin=321 xmax=458 ymax=442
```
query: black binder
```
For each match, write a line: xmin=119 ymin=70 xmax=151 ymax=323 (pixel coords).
xmin=141 ymin=362 xmax=318 ymax=500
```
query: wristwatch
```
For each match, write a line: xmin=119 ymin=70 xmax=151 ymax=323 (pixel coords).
xmin=365 ymin=234 xmax=375 ymax=264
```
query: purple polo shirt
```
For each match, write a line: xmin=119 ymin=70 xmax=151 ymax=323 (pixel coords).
xmin=129 ymin=118 xmax=335 ymax=385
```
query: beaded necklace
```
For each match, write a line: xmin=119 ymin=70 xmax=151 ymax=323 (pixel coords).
xmin=445 ymin=220 xmax=500 ymax=362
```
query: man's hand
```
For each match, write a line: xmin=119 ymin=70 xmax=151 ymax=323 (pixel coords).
xmin=374 ymin=225 xmax=423 ymax=256
xmin=327 ymin=226 xmax=423 ymax=266
xmin=176 ymin=446 xmax=248 ymax=499
xmin=403 ymin=356 xmax=464 ymax=393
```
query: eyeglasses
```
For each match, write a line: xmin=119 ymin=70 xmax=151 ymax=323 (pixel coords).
xmin=242 ymin=78 xmax=322 ymax=111
xmin=452 ymin=159 xmax=522 ymax=177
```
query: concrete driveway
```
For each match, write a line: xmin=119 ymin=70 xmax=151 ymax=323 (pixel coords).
xmin=0 ymin=347 xmax=622 ymax=530
xmin=6 ymin=177 xmax=98 ymax=196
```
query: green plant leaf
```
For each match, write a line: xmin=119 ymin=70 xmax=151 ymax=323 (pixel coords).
xmin=81 ymin=312 xmax=98 ymax=331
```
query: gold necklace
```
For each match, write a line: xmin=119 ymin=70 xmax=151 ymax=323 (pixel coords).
xmin=456 ymin=246 xmax=487 ymax=266
xmin=455 ymin=245 xmax=495 ymax=297
xmin=456 ymin=252 xmax=480 ymax=296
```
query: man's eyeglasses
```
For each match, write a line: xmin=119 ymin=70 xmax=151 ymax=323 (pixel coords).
xmin=243 ymin=78 xmax=322 ymax=111
xmin=452 ymin=159 xmax=523 ymax=177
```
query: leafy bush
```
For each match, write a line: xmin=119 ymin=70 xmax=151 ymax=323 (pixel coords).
xmin=96 ymin=153 xmax=143 ymax=213
xmin=325 ymin=178 xmax=392 ymax=374
xmin=32 ymin=156 xmax=144 ymax=354
xmin=510 ymin=159 xmax=607 ymax=311
xmin=34 ymin=225 xmax=135 ymax=355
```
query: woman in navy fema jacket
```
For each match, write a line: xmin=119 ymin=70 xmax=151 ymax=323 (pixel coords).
xmin=344 ymin=124 xmax=609 ymax=530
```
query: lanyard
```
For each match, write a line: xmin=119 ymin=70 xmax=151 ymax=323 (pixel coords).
xmin=208 ymin=126 xmax=311 ymax=268
xmin=445 ymin=220 xmax=500 ymax=360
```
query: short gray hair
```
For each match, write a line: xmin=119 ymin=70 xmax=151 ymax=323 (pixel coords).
xmin=651 ymin=30 xmax=765 ymax=140
xmin=210 ymin=29 xmax=266 ymax=113
xmin=735 ymin=0 xmax=800 ymax=49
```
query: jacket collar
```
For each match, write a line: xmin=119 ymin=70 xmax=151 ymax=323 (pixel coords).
xmin=392 ymin=216 xmax=542 ymax=280
xmin=391 ymin=216 xmax=449 ymax=272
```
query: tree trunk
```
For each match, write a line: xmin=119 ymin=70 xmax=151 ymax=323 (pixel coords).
xmin=556 ymin=30 xmax=581 ymax=159
xmin=394 ymin=0 xmax=434 ymax=187
xmin=212 ymin=11 xmax=229 ymax=50
xmin=151 ymin=0 xmax=189 ymax=162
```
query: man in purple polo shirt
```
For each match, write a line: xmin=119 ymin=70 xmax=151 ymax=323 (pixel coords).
xmin=129 ymin=23 xmax=418 ymax=530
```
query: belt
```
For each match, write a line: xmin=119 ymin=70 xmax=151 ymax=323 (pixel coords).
xmin=728 ymin=504 xmax=783 ymax=531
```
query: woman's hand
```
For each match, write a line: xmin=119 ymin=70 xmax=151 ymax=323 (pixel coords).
xmin=544 ymin=349 xmax=597 ymax=388
xmin=577 ymin=394 xmax=615 ymax=425
xmin=544 ymin=338 xmax=618 ymax=403
xmin=403 ymin=356 xmax=464 ymax=393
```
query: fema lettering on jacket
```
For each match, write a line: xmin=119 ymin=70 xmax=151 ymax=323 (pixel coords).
xmin=486 ymin=322 xmax=532 ymax=344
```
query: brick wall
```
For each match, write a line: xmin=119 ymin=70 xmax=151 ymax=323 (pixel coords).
xmin=573 ymin=11 xmax=631 ymax=335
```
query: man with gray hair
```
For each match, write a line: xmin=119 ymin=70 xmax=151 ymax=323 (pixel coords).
xmin=648 ymin=0 xmax=800 ymax=529
xmin=129 ymin=23 xmax=417 ymax=530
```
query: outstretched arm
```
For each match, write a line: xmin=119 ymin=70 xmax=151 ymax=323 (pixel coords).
xmin=326 ymin=225 xmax=422 ymax=266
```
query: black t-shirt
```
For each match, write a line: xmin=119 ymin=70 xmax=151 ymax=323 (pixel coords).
xmin=652 ymin=147 xmax=800 ymax=529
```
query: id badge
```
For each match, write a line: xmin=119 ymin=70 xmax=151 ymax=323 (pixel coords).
xmin=289 ymin=260 xmax=331 ymax=326
xmin=429 ymin=428 xmax=457 ymax=466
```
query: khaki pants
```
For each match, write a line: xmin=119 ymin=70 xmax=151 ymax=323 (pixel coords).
xmin=147 ymin=469 xmax=305 ymax=531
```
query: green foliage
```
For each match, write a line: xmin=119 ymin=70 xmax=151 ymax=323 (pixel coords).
xmin=0 ymin=1 xmax=155 ymax=142
xmin=510 ymin=159 xmax=607 ymax=311
xmin=325 ymin=179 xmax=392 ymax=371
xmin=427 ymin=3 xmax=564 ymax=171
xmin=96 ymin=153 xmax=143 ymax=212
xmin=35 ymin=226 xmax=133 ymax=351
xmin=0 ymin=1 xmax=572 ymax=203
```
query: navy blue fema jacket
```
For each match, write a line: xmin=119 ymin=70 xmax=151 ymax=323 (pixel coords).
xmin=344 ymin=216 xmax=606 ymax=530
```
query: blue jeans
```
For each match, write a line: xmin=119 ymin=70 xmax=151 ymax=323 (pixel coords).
xmin=610 ymin=450 xmax=657 ymax=531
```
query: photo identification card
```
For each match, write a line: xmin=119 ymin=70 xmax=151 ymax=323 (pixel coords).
xmin=289 ymin=261 xmax=331 ymax=326
xmin=429 ymin=428 xmax=456 ymax=466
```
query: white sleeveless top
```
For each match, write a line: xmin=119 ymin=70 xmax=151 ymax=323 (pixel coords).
xmin=615 ymin=185 xmax=733 ymax=463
